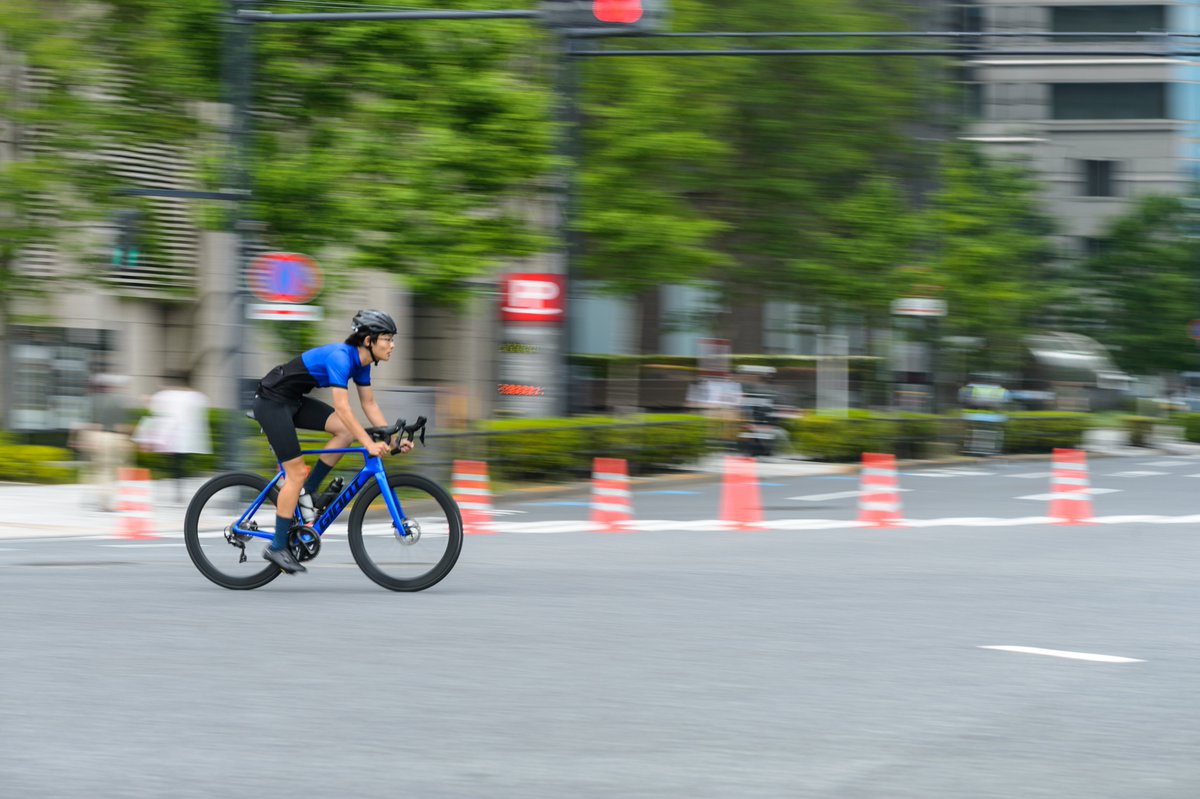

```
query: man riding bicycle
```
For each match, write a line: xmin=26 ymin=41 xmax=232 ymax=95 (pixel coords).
xmin=252 ymin=309 xmax=413 ymax=575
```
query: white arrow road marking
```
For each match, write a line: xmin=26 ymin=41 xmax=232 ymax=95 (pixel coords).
xmin=979 ymin=646 xmax=1144 ymax=664
xmin=1109 ymin=470 xmax=1168 ymax=478
xmin=789 ymin=489 xmax=912 ymax=502
xmin=1017 ymin=488 xmax=1121 ymax=501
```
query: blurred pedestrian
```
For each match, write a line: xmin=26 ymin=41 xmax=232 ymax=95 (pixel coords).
xmin=139 ymin=372 xmax=212 ymax=503
xmin=73 ymin=373 xmax=134 ymax=512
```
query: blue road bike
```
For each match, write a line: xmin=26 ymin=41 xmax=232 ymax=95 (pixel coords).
xmin=184 ymin=416 xmax=462 ymax=592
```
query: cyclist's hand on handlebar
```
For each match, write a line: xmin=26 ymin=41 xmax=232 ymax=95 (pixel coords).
xmin=393 ymin=436 xmax=414 ymax=455
xmin=364 ymin=440 xmax=391 ymax=458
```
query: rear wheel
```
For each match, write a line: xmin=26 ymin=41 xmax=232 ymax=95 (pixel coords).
xmin=346 ymin=473 xmax=463 ymax=592
xmin=184 ymin=472 xmax=282 ymax=590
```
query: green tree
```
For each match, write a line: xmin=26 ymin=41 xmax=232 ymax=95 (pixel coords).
xmin=250 ymin=2 xmax=556 ymax=303
xmin=918 ymin=145 xmax=1057 ymax=373
xmin=573 ymin=0 xmax=926 ymax=344
xmin=2 ymin=0 xmax=558 ymax=310
xmin=1076 ymin=195 xmax=1200 ymax=374
xmin=0 ymin=1 xmax=126 ymax=328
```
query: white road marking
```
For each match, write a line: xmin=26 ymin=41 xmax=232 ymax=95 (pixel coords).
xmin=789 ymin=489 xmax=912 ymax=502
xmin=1109 ymin=470 xmax=1168 ymax=478
xmin=905 ymin=469 xmax=994 ymax=477
xmin=16 ymin=513 xmax=1200 ymax=545
xmin=1017 ymin=488 xmax=1121 ymax=501
xmin=1139 ymin=460 xmax=1185 ymax=467
xmin=902 ymin=517 xmax=1052 ymax=527
xmin=1008 ymin=471 xmax=1053 ymax=479
xmin=979 ymin=646 xmax=1144 ymax=664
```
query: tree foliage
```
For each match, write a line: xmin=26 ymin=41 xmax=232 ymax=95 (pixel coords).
xmin=1076 ymin=195 xmax=1200 ymax=375
xmin=3 ymin=0 xmax=1070 ymax=358
xmin=2 ymin=0 xmax=557 ymax=308
xmin=576 ymin=0 xmax=924 ymax=304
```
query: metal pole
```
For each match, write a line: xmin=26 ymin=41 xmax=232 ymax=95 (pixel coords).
xmin=224 ymin=0 xmax=255 ymax=469
xmin=556 ymin=34 xmax=582 ymax=415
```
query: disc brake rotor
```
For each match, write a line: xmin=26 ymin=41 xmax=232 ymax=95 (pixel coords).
xmin=396 ymin=518 xmax=421 ymax=545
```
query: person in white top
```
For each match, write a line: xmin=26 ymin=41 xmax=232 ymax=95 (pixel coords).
xmin=143 ymin=373 xmax=212 ymax=502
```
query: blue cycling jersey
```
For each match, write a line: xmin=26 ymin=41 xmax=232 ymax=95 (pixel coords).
xmin=257 ymin=342 xmax=371 ymax=402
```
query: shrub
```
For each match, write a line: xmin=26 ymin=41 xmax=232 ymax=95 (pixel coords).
xmin=1180 ymin=413 xmax=1200 ymax=443
xmin=0 ymin=435 xmax=76 ymax=484
xmin=1001 ymin=412 xmax=1087 ymax=453
xmin=788 ymin=411 xmax=898 ymax=462
xmin=475 ymin=414 xmax=713 ymax=481
xmin=1121 ymin=415 xmax=1157 ymax=448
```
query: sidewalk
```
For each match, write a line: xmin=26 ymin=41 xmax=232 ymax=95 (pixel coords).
xmin=1 ymin=430 xmax=1190 ymax=540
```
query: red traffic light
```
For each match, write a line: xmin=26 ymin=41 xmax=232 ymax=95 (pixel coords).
xmin=593 ymin=0 xmax=643 ymax=24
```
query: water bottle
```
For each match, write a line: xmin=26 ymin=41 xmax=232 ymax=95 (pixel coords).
xmin=298 ymin=488 xmax=316 ymax=526
xmin=316 ymin=477 xmax=345 ymax=512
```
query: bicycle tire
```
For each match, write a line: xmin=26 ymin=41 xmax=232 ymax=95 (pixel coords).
xmin=346 ymin=472 xmax=463 ymax=592
xmin=184 ymin=471 xmax=283 ymax=590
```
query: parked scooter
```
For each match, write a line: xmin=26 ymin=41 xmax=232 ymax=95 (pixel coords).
xmin=733 ymin=366 xmax=792 ymax=457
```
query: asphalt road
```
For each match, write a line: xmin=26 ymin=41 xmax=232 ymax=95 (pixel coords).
xmin=4 ymin=454 xmax=1200 ymax=797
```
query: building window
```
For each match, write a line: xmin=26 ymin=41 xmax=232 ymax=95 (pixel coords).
xmin=1081 ymin=160 xmax=1118 ymax=197
xmin=1050 ymin=6 xmax=1166 ymax=40
xmin=6 ymin=326 xmax=113 ymax=432
xmin=1080 ymin=236 xmax=1108 ymax=258
xmin=961 ymin=82 xmax=983 ymax=119
xmin=1051 ymin=83 xmax=1167 ymax=120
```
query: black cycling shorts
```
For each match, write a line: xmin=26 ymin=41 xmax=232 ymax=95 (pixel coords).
xmin=252 ymin=394 xmax=335 ymax=463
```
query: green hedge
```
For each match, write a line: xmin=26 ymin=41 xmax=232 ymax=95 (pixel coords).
xmin=473 ymin=414 xmax=713 ymax=481
xmin=1179 ymin=414 xmax=1200 ymax=443
xmin=568 ymin=353 xmax=881 ymax=381
xmin=0 ymin=434 xmax=76 ymax=484
xmin=1001 ymin=412 xmax=1087 ymax=453
xmin=788 ymin=411 xmax=959 ymax=461
xmin=787 ymin=411 xmax=1086 ymax=461
xmin=1121 ymin=415 xmax=1157 ymax=448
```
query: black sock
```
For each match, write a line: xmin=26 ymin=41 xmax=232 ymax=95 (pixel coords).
xmin=304 ymin=460 xmax=333 ymax=495
xmin=271 ymin=515 xmax=292 ymax=551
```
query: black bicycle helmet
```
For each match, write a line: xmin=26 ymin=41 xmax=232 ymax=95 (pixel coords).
xmin=351 ymin=309 xmax=397 ymax=337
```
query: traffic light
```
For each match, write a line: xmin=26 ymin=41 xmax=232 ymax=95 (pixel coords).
xmin=540 ymin=0 xmax=669 ymax=34
xmin=111 ymin=209 xmax=141 ymax=268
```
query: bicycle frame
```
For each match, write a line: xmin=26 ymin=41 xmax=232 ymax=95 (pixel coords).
xmin=231 ymin=446 xmax=407 ymax=541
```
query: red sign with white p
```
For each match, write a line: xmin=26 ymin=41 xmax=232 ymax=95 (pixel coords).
xmin=501 ymin=274 xmax=566 ymax=324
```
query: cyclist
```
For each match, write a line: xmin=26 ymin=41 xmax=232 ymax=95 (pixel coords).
xmin=252 ymin=309 xmax=413 ymax=574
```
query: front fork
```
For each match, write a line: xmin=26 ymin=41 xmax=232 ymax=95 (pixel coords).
xmin=369 ymin=461 xmax=412 ymax=541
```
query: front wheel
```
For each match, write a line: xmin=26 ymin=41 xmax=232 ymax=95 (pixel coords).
xmin=184 ymin=472 xmax=282 ymax=590
xmin=347 ymin=473 xmax=463 ymax=592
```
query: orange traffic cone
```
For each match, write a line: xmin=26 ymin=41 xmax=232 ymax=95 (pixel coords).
xmin=719 ymin=456 xmax=763 ymax=531
xmin=1049 ymin=448 xmax=1093 ymax=525
xmin=591 ymin=457 xmax=633 ymax=533
xmin=116 ymin=467 xmax=156 ymax=539
xmin=451 ymin=460 xmax=496 ymax=535
xmin=857 ymin=453 xmax=903 ymax=529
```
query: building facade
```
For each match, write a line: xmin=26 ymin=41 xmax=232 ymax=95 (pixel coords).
xmin=958 ymin=0 xmax=1197 ymax=255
